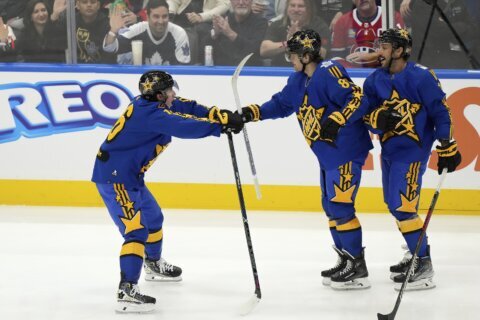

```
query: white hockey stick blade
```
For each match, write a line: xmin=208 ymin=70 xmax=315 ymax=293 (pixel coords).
xmin=232 ymin=53 xmax=254 ymax=114
xmin=238 ymin=294 xmax=261 ymax=316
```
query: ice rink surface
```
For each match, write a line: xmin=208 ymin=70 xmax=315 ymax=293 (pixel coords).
xmin=0 ymin=205 xmax=479 ymax=320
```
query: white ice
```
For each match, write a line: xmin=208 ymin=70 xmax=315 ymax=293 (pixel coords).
xmin=0 ymin=206 xmax=479 ymax=320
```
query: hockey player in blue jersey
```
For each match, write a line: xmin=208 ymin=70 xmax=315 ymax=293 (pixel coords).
xmin=92 ymin=70 xmax=243 ymax=313
xmin=363 ymin=28 xmax=462 ymax=291
xmin=237 ymin=29 xmax=373 ymax=290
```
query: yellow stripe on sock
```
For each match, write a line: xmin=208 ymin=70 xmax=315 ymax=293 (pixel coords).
xmin=336 ymin=217 xmax=361 ymax=232
xmin=397 ymin=216 xmax=424 ymax=234
xmin=120 ymin=242 xmax=145 ymax=258
xmin=147 ymin=229 xmax=163 ymax=243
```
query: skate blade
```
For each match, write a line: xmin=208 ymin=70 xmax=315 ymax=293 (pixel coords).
xmin=394 ymin=278 xmax=435 ymax=291
xmin=331 ymin=277 xmax=371 ymax=290
xmin=115 ymin=302 xmax=155 ymax=313
xmin=322 ymin=277 xmax=331 ymax=286
xmin=389 ymin=272 xmax=402 ymax=281
xmin=145 ymin=274 xmax=182 ymax=282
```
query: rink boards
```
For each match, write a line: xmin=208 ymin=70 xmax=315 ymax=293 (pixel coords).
xmin=0 ymin=64 xmax=478 ymax=214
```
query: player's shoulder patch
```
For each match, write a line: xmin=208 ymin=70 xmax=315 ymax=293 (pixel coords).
xmin=414 ymin=63 xmax=428 ymax=70
xmin=320 ymin=60 xmax=334 ymax=68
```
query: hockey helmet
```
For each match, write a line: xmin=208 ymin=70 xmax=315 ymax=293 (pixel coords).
xmin=286 ymin=29 xmax=322 ymax=60
xmin=139 ymin=70 xmax=178 ymax=101
xmin=378 ymin=28 xmax=412 ymax=59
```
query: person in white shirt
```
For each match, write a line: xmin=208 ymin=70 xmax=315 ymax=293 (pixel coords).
xmin=104 ymin=0 xmax=191 ymax=65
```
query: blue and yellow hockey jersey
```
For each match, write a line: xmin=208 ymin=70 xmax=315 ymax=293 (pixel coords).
xmin=363 ymin=62 xmax=453 ymax=163
xmin=92 ymin=96 xmax=222 ymax=187
xmin=258 ymin=60 xmax=373 ymax=169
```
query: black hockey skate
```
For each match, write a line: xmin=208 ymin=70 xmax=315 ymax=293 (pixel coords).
xmin=321 ymin=246 xmax=347 ymax=286
xmin=389 ymin=244 xmax=412 ymax=280
xmin=144 ymin=257 xmax=182 ymax=281
xmin=393 ymin=254 xmax=435 ymax=291
xmin=116 ymin=282 xmax=156 ymax=313
xmin=330 ymin=249 xmax=371 ymax=290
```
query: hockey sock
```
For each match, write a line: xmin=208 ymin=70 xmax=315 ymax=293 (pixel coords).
xmin=145 ymin=228 xmax=163 ymax=261
xmin=328 ymin=219 xmax=343 ymax=250
xmin=336 ymin=216 xmax=363 ymax=257
xmin=397 ymin=217 xmax=428 ymax=257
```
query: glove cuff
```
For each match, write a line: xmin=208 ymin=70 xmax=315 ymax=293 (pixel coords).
xmin=369 ymin=107 xmax=386 ymax=129
xmin=436 ymin=140 xmax=458 ymax=157
xmin=328 ymin=111 xmax=346 ymax=126
xmin=246 ymin=104 xmax=261 ymax=121
xmin=208 ymin=106 xmax=220 ymax=122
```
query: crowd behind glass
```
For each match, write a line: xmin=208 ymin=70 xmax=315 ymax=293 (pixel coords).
xmin=0 ymin=0 xmax=479 ymax=69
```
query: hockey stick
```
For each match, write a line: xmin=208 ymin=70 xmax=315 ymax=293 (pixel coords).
xmin=226 ymin=132 xmax=262 ymax=315
xmin=232 ymin=53 xmax=262 ymax=199
xmin=377 ymin=168 xmax=448 ymax=320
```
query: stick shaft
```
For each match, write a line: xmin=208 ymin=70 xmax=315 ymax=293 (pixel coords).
xmin=227 ymin=132 xmax=261 ymax=299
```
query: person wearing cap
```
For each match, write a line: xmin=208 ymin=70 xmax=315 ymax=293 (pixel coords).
xmin=92 ymin=70 xmax=243 ymax=313
xmin=237 ymin=29 xmax=373 ymax=290
xmin=363 ymin=28 xmax=461 ymax=291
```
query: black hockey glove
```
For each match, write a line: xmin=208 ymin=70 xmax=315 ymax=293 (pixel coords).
xmin=320 ymin=111 xmax=346 ymax=142
xmin=238 ymin=104 xmax=261 ymax=123
xmin=220 ymin=110 xmax=244 ymax=134
xmin=208 ymin=107 xmax=243 ymax=134
xmin=436 ymin=140 xmax=462 ymax=174
xmin=370 ymin=108 xmax=402 ymax=132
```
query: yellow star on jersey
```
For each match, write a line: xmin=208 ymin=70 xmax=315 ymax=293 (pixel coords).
xmin=381 ymin=89 xmax=421 ymax=144
xmin=332 ymin=184 xmax=356 ymax=203
xmin=396 ymin=193 xmax=419 ymax=213
xmin=352 ymin=89 xmax=363 ymax=100
xmin=121 ymin=210 xmax=144 ymax=234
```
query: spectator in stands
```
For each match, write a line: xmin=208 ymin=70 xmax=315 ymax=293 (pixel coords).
xmin=330 ymin=0 xmax=404 ymax=68
xmin=0 ymin=0 xmax=29 ymax=32
xmin=104 ymin=0 xmax=191 ymax=65
xmin=167 ymin=0 xmax=230 ymax=64
xmin=315 ymin=0 xmax=352 ymax=31
xmin=408 ymin=0 xmax=477 ymax=69
xmin=52 ymin=0 xmax=115 ymax=64
xmin=210 ymin=0 xmax=267 ymax=66
xmin=16 ymin=0 xmax=67 ymax=62
xmin=0 ymin=16 xmax=16 ymax=62
xmin=260 ymin=0 xmax=330 ymax=66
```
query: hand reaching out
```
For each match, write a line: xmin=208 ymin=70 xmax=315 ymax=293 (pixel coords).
xmin=109 ymin=8 xmax=128 ymax=34
xmin=51 ymin=0 xmax=67 ymax=21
